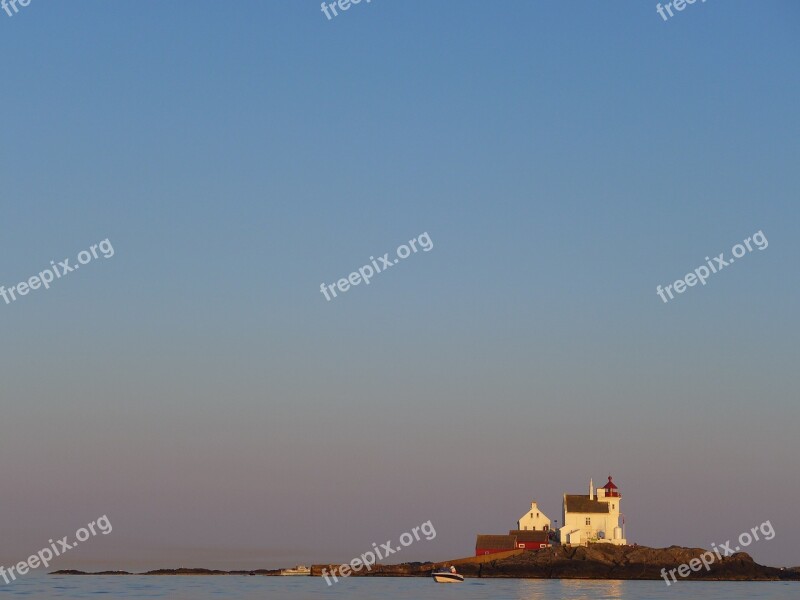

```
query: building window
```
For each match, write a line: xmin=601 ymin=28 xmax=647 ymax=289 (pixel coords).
xmin=585 ymin=518 xmax=591 ymax=526
xmin=612 ymin=504 xmax=615 ymax=510
xmin=531 ymin=513 xmax=534 ymax=518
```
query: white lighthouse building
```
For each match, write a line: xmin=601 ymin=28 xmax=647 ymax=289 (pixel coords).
xmin=559 ymin=476 xmax=626 ymax=546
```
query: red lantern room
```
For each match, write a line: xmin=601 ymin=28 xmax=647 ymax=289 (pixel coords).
xmin=601 ymin=475 xmax=620 ymax=498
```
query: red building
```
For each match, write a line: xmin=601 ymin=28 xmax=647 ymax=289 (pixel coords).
xmin=475 ymin=534 xmax=517 ymax=556
xmin=508 ymin=529 xmax=551 ymax=550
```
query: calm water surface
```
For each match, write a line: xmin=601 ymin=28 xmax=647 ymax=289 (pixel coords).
xmin=1 ymin=576 xmax=797 ymax=600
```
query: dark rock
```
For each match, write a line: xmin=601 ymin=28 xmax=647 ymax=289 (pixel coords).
xmin=316 ymin=545 xmax=800 ymax=581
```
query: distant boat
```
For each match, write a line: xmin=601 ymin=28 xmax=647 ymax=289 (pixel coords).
xmin=280 ymin=565 xmax=310 ymax=576
xmin=432 ymin=567 xmax=464 ymax=583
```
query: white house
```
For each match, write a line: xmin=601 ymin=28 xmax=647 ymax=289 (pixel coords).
xmin=559 ymin=476 xmax=626 ymax=546
xmin=517 ymin=501 xmax=551 ymax=531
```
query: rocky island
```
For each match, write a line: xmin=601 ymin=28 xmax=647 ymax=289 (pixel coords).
xmin=51 ymin=568 xmax=281 ymax=576
xmin=52 ymin=544 xmax=800 ymax=581
xmin=312 ymin=544 xmax=800 ymax=581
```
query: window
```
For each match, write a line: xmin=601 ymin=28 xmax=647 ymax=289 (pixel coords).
xmin=585 ymin=518 xmax=591 ymax=526
xmin=530 ymin=513 xmax=533 ymax=518
xmin=612 ymin=504 xmax=615 ymax=510
xmin=536 ymin=513 xmax=540 ymax=518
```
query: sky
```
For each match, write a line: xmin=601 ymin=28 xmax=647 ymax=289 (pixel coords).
xmin=1 ymin=0 xmax=799 ymax=572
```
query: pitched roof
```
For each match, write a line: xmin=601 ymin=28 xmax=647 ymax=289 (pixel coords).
xmin=508 ymin=530 xmax=549 ymax=543
xmin=475 ymin=534 xmax=517 ymax=549
xmin=565 ymin=494 xmax=610 ymax=514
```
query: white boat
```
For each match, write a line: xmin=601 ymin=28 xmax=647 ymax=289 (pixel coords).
xmin=280 ymin=565 xmax=310 ymax=576
xmin=432 ymin=568 xmax=464 ymax=583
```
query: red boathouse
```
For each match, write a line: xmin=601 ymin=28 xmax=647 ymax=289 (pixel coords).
xmin=475 ymin=534 xmax=517 ymax=556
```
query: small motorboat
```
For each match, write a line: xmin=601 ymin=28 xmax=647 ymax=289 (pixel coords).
xmin=432 ymin=566 xmax=464 ymax=583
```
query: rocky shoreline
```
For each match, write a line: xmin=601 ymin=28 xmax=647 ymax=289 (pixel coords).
xmin=427 ymin=545 xmax=800 ymax=581
xmin=51 ymin=568 xmax=282 ymax=576
xmin=51 ymin=544 xmax=800 ymax=581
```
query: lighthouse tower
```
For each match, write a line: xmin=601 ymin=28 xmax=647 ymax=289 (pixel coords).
xmin=596 ymin=475 xmax=626 ymax=544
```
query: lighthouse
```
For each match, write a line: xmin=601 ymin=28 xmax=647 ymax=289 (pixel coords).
xmin=596 ymin=475 xmax=625 ymax=543
xmin=559 ymin=475 xmax=627 ymax=546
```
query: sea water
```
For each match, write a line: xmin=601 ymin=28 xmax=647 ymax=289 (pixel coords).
xmin=0 ymin=575 xmax=797 ymax=600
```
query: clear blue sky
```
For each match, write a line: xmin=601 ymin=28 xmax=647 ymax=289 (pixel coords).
xmin=1 ymin=0 xmax=798 ymax=570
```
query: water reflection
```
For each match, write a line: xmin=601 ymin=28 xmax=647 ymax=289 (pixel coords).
xmin=515 ymin=579 xmax=625 ymax=600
